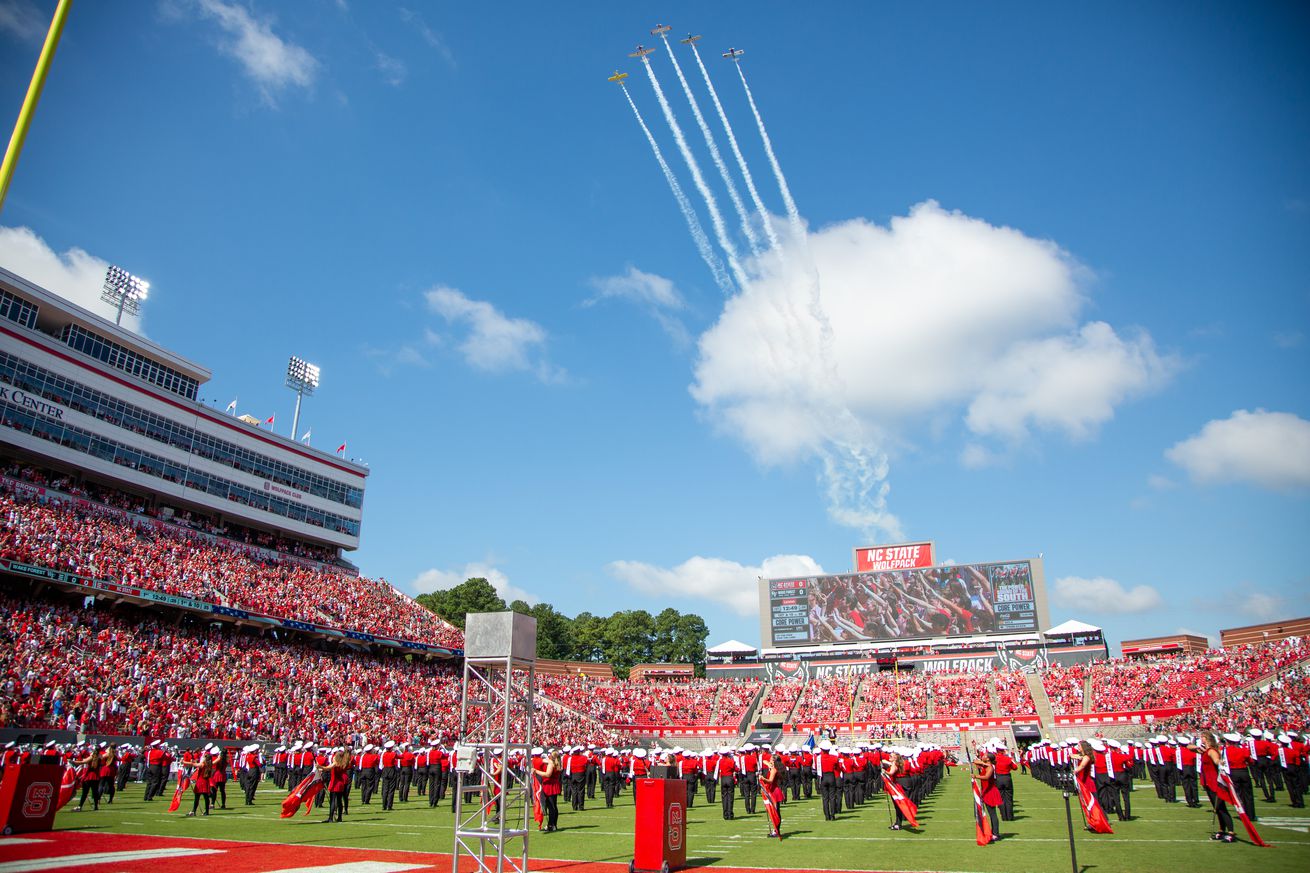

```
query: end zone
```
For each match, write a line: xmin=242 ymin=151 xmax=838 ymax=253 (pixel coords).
xmin=0 ymin=832 xmax=963 ymax=873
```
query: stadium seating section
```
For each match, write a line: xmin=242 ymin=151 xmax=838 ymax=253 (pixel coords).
xmin=0 ymin=479 xmax=464 ymax=648
xmin=2 ymin=465 xmax=1308 ymax=745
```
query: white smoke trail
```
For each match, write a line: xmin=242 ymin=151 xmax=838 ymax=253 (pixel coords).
xmin=736 ymin=63 xmax=805 ymax=246
xmin=660 ymin=37 xmax=762 ymax=258
xmin=642 ymin=58 xmax=748 ymax=291
xmin=728 ymin=65 xmax=891 ymax=538
xmin=621 ymin=85 xmax=733 ymax=295
xmin=690 ymin=44 xmax=780 ymax=252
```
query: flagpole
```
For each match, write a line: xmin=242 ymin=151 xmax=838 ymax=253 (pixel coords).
xmin=0 ymin=0 xmax=73 ymax=212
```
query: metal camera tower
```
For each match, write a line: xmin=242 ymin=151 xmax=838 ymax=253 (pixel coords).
xmin=453 ymin=611 xmax=537 ymax=873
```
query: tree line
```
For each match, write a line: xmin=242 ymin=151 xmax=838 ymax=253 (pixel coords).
xmin=415 ymin=577 xmax=710 ymax=677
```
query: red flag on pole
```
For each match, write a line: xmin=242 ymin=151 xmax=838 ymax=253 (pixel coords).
xmin=56 ymin=766 xmax=77 ymax=811
xmin=265 ymin=415 xmax=275 ymax=426
xmin=336 ymin=442 xmax=346 ymax=455
xmin=1075 ymin=772 xmax=1114 ymax=834
xmin=885 ymin=775 xmax=919 ymax=828
xmin=280 ymin=772 xmax=324 ymax=819
xmin=168 ymin=774 xmax=190 ymax=813
xmin=1214 ymin=770 xmax=1270 ymax=847
xmin=972 ymin=779 xmax=993 ymax=845
xmin=762 ymin=784 xmax=783 ymax=835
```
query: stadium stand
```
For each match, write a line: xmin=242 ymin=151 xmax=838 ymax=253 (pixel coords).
xmin=928 ymin=674 xmax=992 ymax=718
xmin=1040 ymin=663 xmax=1087 ymax=715
xmin=851 ymin=671 xmax=928 ymax=722
xmin=0 ymin=477 xmax=464 ymax=648
xmin=0 ymin=587 xmax=617 ymax=744
xmin=993 ymin=668 xmax=1038 ymax=716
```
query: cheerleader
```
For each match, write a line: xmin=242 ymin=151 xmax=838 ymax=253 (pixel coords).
xmin=322 ymin=747 xmax=352 ymax=823
xmin=1200 ymin=731 xmax=1236 ymax=843
xmin=533 ymin=749 xmax=562 ymax=832
xmin=760 ymin=749 xmax=784 ymax=838
xmin=71 ymin=744 xmax=100 ymax=811
xmin=210 ymin=747 xmax=228 ymax=809
xmin=972 ymin=752 xmax=1002 ymax=842
xmin=187 ymin=753 xmax=214 ymax=817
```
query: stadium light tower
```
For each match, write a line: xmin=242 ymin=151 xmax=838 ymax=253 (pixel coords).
xmin=285 ymin=355 xmax=320 ymax=440
xmin=100 ymin=265 xmax=149 ymax=326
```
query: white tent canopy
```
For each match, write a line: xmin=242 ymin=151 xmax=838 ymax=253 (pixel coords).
xmin=1045 ymin=619 xmax=1102 ymax=635
xmin=706 ymin=639 xmax=758 ymax=654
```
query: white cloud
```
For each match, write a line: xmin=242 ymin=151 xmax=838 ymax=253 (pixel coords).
xmin=193 ymin=0 xmax=318 ymax=101
xmin=399 ymin=7 xmax=455 ymax=68
xmin=0 ymin=0 xmax=45 ymax=42
xmin=1147 ymin=474 xmax=1176 ymax=490
xmin=960 ymin=443 xmax=1002 ymax=470
xmin=1166 ymin=409 xmax=1310 ymax=491
xmin=691 ymin=200 xmax=1174 ymax=537
xmin=1240 ymin=591 xmax=1285 ymax=621
xmin=375 ymin=51 xmax=406 ymax=87
xmin=587 ymin=266 xmax=689 ymax=346
xmin=606 ymin=554 xmax=826 ymax=617
xmin=1053 ymin=575 xmax=1163 ymax=614
xmin=1273 ymin=330 xmax=1303 ymax=349
xmin=0 ymin=225 xmax=143 ymax=333
xmin=965 ymin=322 xmax=1174 ymax=441
xmin=425 ymin=286 xmax=563 ymax=383
xmin=411 ymin=562 xmax=538 ymax=606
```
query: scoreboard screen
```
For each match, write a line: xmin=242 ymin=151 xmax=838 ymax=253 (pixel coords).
xmin=762 ymin=559 xmax=1045 ymax=647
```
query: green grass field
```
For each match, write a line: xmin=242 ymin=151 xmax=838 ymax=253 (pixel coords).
xmin=51 ymin=773 xmax=1310 ymax=873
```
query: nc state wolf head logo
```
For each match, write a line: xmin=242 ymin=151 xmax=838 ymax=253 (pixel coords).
xmin=1012 ymin=649 xmax=1036 ymax=661
xmin=22 ymin=782 xmax=54 ymax=818
xmin=778 ymin=661 xmax=800 ymax=676
xmin=668 ymin=802 xmax=684 ymax=850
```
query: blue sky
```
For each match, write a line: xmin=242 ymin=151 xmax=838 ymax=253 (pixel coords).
xmin=2 ymin=1 xmax=1307 ymax=652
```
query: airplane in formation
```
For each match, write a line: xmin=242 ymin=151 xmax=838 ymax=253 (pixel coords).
xmin=680 ymin=34 xmax=702 ymax=45
xmin=722 ymin=47 xmax=745 ymax=60
xmin=629 ymin=45 xmax=656 ymax=59
xmin=607 ymin=70 xmax=629 ymax=84
xmin=650 ymin=24 xmax=671 ymax=36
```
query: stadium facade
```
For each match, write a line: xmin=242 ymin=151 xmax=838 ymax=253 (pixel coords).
xmin=0 ymin=266 xmax=368 ymax=556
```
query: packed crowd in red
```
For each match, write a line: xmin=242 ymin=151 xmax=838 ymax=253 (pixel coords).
xmin=0 ymin=590 xmax=613 ymax=744
xmin=928 ymin=674 xmax=992 ymax=718
xmin=533 ymin=677 xmax=760 ymax=726
xmin=759 ymin=677 xmax=804 ymax=716
xmin=1187 ymin=663 xmax=1310 ymax=734
xmin=3 ymin=464 xmax=340 ymax=568
xmin=0 ymin=487 xmax=464 ymax=648
xmin=650 ymin=679 xmax=721 ymax=724
xmin=2 ymin=574 xmax=1306 ymax=746
xmin=851 ymin=672 xmax=928 ymax=722
xmin=792 ymin=675 xmax=858 ymax=723
xmin=1089 ymin=638 xmax=1310 ymax=712
xmin=713 ymin=679 xmax=763 ymax=723
xmin=1041 ymin=663 xmax=1087 ymax=715
xmin=993 ymin=669 xmax=1038 ymax=716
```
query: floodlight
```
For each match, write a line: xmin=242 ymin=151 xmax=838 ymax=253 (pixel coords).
xmin=285 ymin=355 xmax=321 ymax=440
xmin=286 ymin=355 xmax=321 ymax=392
xmin=100 ymin=264 xmax=150 ymax=325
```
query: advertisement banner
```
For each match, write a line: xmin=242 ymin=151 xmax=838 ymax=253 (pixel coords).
xmin=853 ymin=541 xmax=935 ymax=573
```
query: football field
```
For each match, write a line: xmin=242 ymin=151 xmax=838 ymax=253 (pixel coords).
xmin=30 ymin=772 xmax=1310 ymax=873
